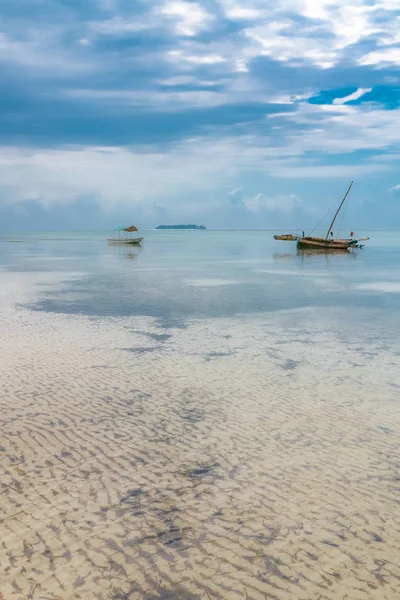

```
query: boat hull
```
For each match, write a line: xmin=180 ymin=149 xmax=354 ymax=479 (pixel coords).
xmin=108 ymin=237 xmax=143 ymax=245
xmin=297 ymin=236 xmax=355 ymax=250
xmin=273 ymin=234 xmax=299 ymax=241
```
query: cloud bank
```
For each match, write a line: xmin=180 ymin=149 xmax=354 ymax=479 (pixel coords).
xmin=0 ymin=0 xmax=399 ymax=227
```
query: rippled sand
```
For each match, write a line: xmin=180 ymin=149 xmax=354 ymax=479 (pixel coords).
xmin=0 ymin=272 xmax=399 ymax=600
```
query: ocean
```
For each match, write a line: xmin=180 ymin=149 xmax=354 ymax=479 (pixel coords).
xmin=0 ymin=229 xmax=399 ymax=600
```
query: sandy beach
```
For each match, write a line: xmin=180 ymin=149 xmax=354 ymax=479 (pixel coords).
xmin=0 ymin=270 xmax=399 ymax=600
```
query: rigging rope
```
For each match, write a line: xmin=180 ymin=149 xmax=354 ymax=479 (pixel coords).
xmin=308 ymin=199 xmax=339 ymax=236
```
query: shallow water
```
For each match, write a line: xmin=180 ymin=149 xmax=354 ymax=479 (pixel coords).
xmin=2 ymin=229 xmax=400 ymax=326
xmin=0 ymin=230 xmax=399 ymax=600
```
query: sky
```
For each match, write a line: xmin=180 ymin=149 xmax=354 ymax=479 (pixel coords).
xmin=0 ymin=0 xmax=400 ymax=230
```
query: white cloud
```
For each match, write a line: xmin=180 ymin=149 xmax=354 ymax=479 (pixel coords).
xmin=167 ymin=50 xmax=226 ymax=64
xmin=81 ymin=0 xmax=400 ymax=80
xmin=0 ymin=108 xmax=393 ymax=210
xmin=356 ymin=282 xmax=400 ymax=293
xmin=217 ymin=0 xmax=400 ymax=70
xmin=244 ymin=193 xmax=300 ymax=212
xmin=90 ymin=1 xmax=215 ymax=38
xmin=272 ymin=164 xmax=387 ymax=178
xmin=267 ymin=93 xmax=313 ymax=104
xmin=1 ymin=0 xmax=398 ymax=91
xmin=269 ymin=103 xmax=400 ymax=155
xmin=228 ymin=188 xmax=244 ymax=204
xmin=88 ymin=17 xmax=150 ymax=36
xmin=0 ymin=143 xmax=245 ymax=207
xmin=373 ymin=154 xmax=400 ymax=162
xmin=359 ymin=48 xmax=400 ymax=66
xmin=153 ymin=202 xmax=167 ymax=215
xmin=160 ymin=1 xmax=214 ymax=36
xmin=0 ymin=32 xmax=91 ymax=73
xmin=68 ymin=87 xmax=232 ymax=109
xmin=333 ymin=88 xmax=372 ymax=104
xmin=0 ymin=0 xmax=398 ymax=84
xmin=160 ymin=75 xmax=223 ymax=86
xmin=224 ymin=7 xmax=263 ymax=20
xmin=228 ymin=188 xmax=301 ymax=211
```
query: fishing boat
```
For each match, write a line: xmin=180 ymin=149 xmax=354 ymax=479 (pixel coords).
xmin=297 ymin=236 xmax=357 ymax=250
xmin=297 ymin=181 xmax=362 ymax=250
xmin=273 ymin=234 xmax=299 ymax=241
xmin=108 ymin=225 xmax=143 ymax=245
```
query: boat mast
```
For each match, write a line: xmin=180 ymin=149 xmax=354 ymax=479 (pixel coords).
xmin=325 ymin=181 xmax=353 ymax=239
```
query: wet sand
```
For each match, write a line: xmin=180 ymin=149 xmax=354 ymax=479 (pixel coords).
xmin=0 ymin=272 xmax=399 ymax=600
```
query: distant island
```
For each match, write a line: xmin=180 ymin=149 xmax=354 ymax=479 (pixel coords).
xmin=156 ymin=224 xmax=206 ymax=230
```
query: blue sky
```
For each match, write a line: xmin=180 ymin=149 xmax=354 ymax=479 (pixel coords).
xmin=0 ymin=0 xmax=400 ymax=229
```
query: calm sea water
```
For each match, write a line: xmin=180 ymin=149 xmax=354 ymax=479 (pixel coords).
xmin=1 ymin=229 xmax=399 ymax=337
xmin=1 ymin=229 xmax=400 ymax=600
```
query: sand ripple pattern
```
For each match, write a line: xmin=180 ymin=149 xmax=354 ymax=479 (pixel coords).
xmin=0 ymin=274 xmax=399 ymax=599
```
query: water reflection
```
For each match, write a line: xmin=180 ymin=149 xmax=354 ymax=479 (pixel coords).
xmin=108 ymin=245 xmax=141 ymax=261
xmin=5 ymin=230 xmax=398 ymax=325
xmin=297 ymin=248 xmax=353 ymax=257
xmin=124 ymin=251 xmax=139 ymax=260
xmin=272 ymin=253 xmax=296 ymax=261
xmin=273 ymin=248 xmax=358 ymax=263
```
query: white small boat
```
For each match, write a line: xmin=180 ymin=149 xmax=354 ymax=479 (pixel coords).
xmin=108 ymin=237 xmax=143 ymax=245
xmin=108 ymin=225 xmax=143 ymax=245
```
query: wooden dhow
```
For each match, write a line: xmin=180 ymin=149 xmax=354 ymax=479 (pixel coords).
xmin=297 ymin=181 xmax=363 ymax=250
xmin=273 ymin=234 xmax=299 ymax=241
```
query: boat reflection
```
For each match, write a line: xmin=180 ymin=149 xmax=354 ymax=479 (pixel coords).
xmin=273 ymin=247 xmax=358 ymax=263
xmin=109 ymin=244 xmax=142 ymax=260
xmin=297 ymin=247 xmax=354 ymax=258
xmin=272 ymin=253 xmax=297 ymax=261
xmin=124 ymin=251 xmax=139 ymax=260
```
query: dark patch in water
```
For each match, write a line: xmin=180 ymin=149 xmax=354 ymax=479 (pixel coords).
xmin=186 ymin=464 xmax=218 ymax=478
xmin=109 ymin=583 xmax=141 ymax=599
xmin=205 ymin=351 xmax=233 ymax=361
xmin=276 ymin=338 xmax=313 ymax=345
xmin=124 ymin=389 xmax=152 ymax=408
xmin=254 ymin=526 xmax=280 ymax=545
xmin=133 ymin=330 xmax=173 ymax=342
xmin=73 ymin=576 xmax=86 ymax=588
xmin=322 ymin=540 xmax=340 ymax=547
xmin=157 ymin=524 xmax=183 ymax=548
xmin=155 ymin=319 xmax=188 ymax=330
xmin=119 ymin=488 xmax=146 ymax=505
xmin=122 ymin=347 xmax=157 ymax=354
xmin=145 ymin=588 xmax=200 ymax=600
xmin=154 ymin=503 xmax=181 ymax=520
xmin=282 ymin=359 xmax=299 ymax=370
xmin=182 ymin=407 xmax=203 ymax=423
xmin=262 ymin=555 xmax=299 ymax=584
xmin=148 ymin=333 xmax=173 ymax=342
xmin=380 ymin=426 xmax=391 ymax=434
